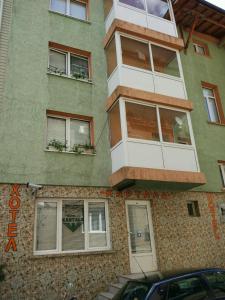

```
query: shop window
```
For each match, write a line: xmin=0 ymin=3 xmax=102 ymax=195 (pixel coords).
xmin=46 ymin=110 xmax=94 ymax=153
xmin=151 ymin=44 xmax=180 ymax=77
xmin=146 ymin=0 xmax=171 ymax=20
xmin=193 ymin=40 xmax=209 ymax=57
xmin=109 ymin=102 xmax=122 ymax=147
xmin=50 ymin=0 xmax=88 ymax=21
xmin=159 ymin=108 xmax=191 ymax=145
xmin=218 ymin=163 xmax=225 ymax=188
xmin=119 ymin=0 xmax=146 ymax=11
xmin=202 ymin=83 xmax=225 ymax=124
xmin=48 ymin=42 xmax=91 ymax=81
xmin=187 ymin=201 xmax=200 ymax=217
xmin=105 ymin=37 xmax=117 ymax=78
xmin=121 ymin=36 xmax=152 ymax=71
xmin=104 ymin=0 xmax=113 ymax=19
xmin=35 ymin=199 xmax=109 ymax=254
xmin=126 ymin=102 xmax=159 ymax=141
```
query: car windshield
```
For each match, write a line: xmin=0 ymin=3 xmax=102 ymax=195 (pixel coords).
xmin=113 ymin=280 xmax=152 ymax=300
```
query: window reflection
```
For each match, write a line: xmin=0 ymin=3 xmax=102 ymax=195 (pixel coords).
xmin=119 ymin=0 xmax=146 ymax=11
xmin=146 ymin=0 xmax=171 ymax=20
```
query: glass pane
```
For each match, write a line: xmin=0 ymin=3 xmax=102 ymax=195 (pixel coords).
xmin=109 ymin=102 xmax=122 ymax=147
xmin=208 ymin=98 xmax=219 ymax=122
xmin=205 ymin=272 xmax=225 ymax=298
xmin=105 ymin=37 xmax=117 ymax=77
xmin=128 ymin=204 xmax=151 ymax=254
xmin=168 ymin=277 xmax=208 ymax=300
xmin=195 ymin=44 xmax=205 ymax=55
xmin=70 ymin=119 xmax=90 ymax=147
xmin=203 ymin=87 xmax=214 ymax=98
xmin=147 ymin=0 xmax=171 ymax=20
xmin=152 ymin=45 xmax=180 ymax=77
xmin=121 ymin=36 xmax=152 ymax=71
xmin=49 ymin=50 xmax=66 ymax=74
xmin=88 ymin=202 xmax=107 ymax=248
xmin=159 ymin=109 xmax=191 ymax=145
xmin=62 ymin=200 xmax=84 ymax=251
xmin=70 ymin=0 xmax=86 ymax=20
xmin=104 ymin=0 xmax=113 ymax=18
xmin=70 ymin=55 xmax=89 ymax=79
xmin=47 ymin=117 xmax=66 ymax=146
xmin=126 ymin=102 xmax=159 ymax=141
xmin=36 ymin=202 xmax=57 ymax=251
xmin=51 ymin=0 xmax=66 ymax=14
xmin=119 ymin=0 xmax=146 ymax=10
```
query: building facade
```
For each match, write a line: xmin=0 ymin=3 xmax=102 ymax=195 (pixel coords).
xmin=0 ymin=0 xmax=225 ymax=299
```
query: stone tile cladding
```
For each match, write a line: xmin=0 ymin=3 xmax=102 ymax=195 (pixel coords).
xmin=1 ymin=184 xmax=225 ymax=299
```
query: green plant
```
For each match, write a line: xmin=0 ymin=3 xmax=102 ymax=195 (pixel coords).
xmin=48 ymin=139 xmax=66 ymax=152
xmin=71 ymin=144 xmax=96 ymax=155
xmin=0 ymin=264 xmax=5 ymax=282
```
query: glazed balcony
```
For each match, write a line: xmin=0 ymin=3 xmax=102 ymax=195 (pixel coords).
xmin=104 ymin=0 xmax=178 ymax=37
xmin=107 ymin=97 xmax=206 ymax=189
xmin=105 ymin=32 xmax=187 ymax=99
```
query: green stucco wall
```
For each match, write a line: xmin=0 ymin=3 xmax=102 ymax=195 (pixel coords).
xmin=0 ymin=0 xmax=112 ymax=187
xmin=180 ymin=34 xmax=225 ymax=192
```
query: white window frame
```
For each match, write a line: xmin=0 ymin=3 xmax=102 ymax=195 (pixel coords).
xmin=219 ymin=164 xmax=225 ymax=188
xmin=49 ymin=0 xmax=88 ymax=21
xmin=48 ymin=48 xmax=90 ymax=80
xmin=202 ymin=87 xmax=220 ymax=123
xmin=46 ymin=114 xmax=91 ymax=151
xmin=34 ymin=199 xmax=110 ymax=255
xmin=193 ymin=43 xmax=206 ymax=55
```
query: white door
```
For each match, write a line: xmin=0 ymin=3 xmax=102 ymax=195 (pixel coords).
xmin=126 ymin=200 xmax=157 ymax=274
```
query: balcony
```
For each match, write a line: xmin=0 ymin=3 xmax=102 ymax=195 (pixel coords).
xmin=104 ymin=0 xmax=178 ymax=37
xmin=108 ymin=97 xmax=206 ymax=189
xmin=105 ymin=32 xmax=187 ymax=99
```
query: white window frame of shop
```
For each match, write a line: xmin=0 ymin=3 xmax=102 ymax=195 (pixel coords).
xmin=219 ymin=163 xmax=225 ymax=188
xmin=48 ymin=48 xmax=90 ymax=80
xmin=34 ymin=199 xmax=110 ymax=255
xmin=202 ymin=87 xmax=220 ymax=123
xmin=46 ymin=114 xmax=92 ymax=152
xmin=49 ymin=0 xmax=88 ymax=21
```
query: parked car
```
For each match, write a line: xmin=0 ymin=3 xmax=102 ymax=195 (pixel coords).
xmin=112 ymin=268 xmax=225 ymax=300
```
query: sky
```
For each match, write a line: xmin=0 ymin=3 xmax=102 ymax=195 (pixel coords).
xmin=205 ymin=0 xmax=225 ymax=10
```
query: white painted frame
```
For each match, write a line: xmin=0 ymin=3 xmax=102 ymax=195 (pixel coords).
xmin=125 ymin=200 xmax=157 ymax=273
xmin=46 ymin=114 xmax=91 ymax=151
xmin=49 ymin=0 xmax=88 ymax=21
xmin=219 ymin=164 xmax=225 ymax=187
xmin=203 ymin=87 xmax=220 ymax=123
xmin=34 ymin=198 xmax=110 ymax=255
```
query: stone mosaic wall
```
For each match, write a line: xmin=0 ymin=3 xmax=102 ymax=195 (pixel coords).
xmin=1 ymin=184 xmax=225 ymax=299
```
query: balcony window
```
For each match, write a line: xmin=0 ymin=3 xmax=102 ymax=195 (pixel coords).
xmin=50 ymin=0 xmax=88 ymax=21
xmin=146 ymin=0 xmax=171 ymax=20
xmin=119 ymin=0 xmax=146 ymax=11
xmin=159 ymin=108 xmax=191 ymax=145
xmin=35 ymin=199 xmax=109 ymax=254
xmin=109 ymin=102 xmax=122 ymax=147
xmin=104 ymin=0 xmax=113 ymax=18
xmin=151 ymin=44 xmax=180 ymax=77
xmin=105 ymin=37 xmax=117 ymax=77
xmin=126 ymin=102 xmax=159 ymax=141
xmin=121 ymin=36 xmax=152 ymax=71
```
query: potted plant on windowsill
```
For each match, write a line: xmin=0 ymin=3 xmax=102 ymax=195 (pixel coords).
xmin=71 ymin=144 xmax=96 ymax=155
xmin=47 ymin=139 xmax=67 ymax=152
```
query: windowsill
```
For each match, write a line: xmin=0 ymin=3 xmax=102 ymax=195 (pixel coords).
xmin=48 ymin=10 xmax=91 ymax=25
xmin=47 ymin=71 xmax=93 ymax=84
xmin=45 ymin=149 xmax=96 ymax=156
xmin=32 ymin=249 xmax=116 ymax=259
xmin=207 ymin=121 xmax=225 ymax=127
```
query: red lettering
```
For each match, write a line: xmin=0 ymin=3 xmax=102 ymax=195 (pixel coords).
xmin=5 ymin=238 xmax=17 ymax=252
xmin=9 ymin=195 xmax=20 ymax=209
xmin=7 ymin=223 xmax=17 ymax=237
xmin=11 ymin=184 xmax=20 ymax=196
xmin=9 ymin=210 xmax=18 ymax=223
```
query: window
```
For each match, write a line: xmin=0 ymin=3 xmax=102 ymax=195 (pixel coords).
xmin=202 ymin=86 xmax=220 ymax=123
xmin=167 ymin=276 xmax=208 ymax=300
xmin=48 ymin=42 xmax=91 ymax=81
xmin=118 ymin=36 xmax=180 ymax=77
xmin=187 ymin=201 xmax=200 ymax=217
xmin=46 ymin=111 xmax=94 ymax=153
xmin=204 ymin=271 xmax=225 ymax=299
xmin=108 ymin=102 xmax=122 ymax=147
xmin=218 ymin=203 xmax=225 ymax=223
xmin=35 ymin=199 xmax=110 ymax=253
xmin=218 ymin=162 xmax=225 ymax=188
xmin=193 ymin=39 xmax=209 ymax=57
xmin=105 ymin=37 xmax=117 ymax=78
xmin=123 ymin=102 xmax=192 ymax=145
xmin=119 ymin=0 xmax=172 ymax=20
xmin=50 ymin=0 xmax=88 ymax=21
xmin=104 ymin=0 xmax=113 ymax=19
